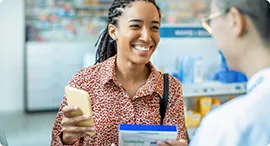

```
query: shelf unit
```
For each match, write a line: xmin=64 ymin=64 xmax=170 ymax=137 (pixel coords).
xmin=182 ymin=81 xmax=246 ymax=140
xmin=182 ymin=81 xmax=246 ymax=98
xmin=25 ymin=0 xmax=211 ymax=42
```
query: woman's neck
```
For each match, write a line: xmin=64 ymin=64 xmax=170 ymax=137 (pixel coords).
xmin=115 ymin=56 xmax=150 ymax=83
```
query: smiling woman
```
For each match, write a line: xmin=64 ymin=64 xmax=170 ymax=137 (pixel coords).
xmin=95 ymin=0 xmax=161 ymax=65
xmin=51 ymin=0 xmax=188 ymax=146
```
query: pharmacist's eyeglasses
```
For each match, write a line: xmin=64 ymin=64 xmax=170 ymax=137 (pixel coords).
xmin=201 ymin=8 xmax=258 ymax=34
xmin=200 ymin=10 xmax=229 ymax=34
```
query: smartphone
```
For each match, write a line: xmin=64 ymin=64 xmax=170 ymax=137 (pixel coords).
xmin=64 ymin=86 xmax=95 ymax=135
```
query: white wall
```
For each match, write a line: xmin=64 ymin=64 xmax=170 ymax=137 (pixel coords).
xmin=0 ymin=0 xmax=24 ymax=112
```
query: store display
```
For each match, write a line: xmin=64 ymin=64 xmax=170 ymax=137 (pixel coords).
xmin=25 ymin=0 xmax=210 ymax=42
xmin=25 ymin=0 xmax=110 ymax=42
xmin=186 ymin=95 xmax=236 ymax=139
xmin=175 ymin=51 xmax=247 ymax=85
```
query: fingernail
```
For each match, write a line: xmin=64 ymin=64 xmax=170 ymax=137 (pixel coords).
xmin=84 ymin=115 xmax=90 ymax=119
xmin=73 ymin=106 xmax=78 ymax=110
xmin=90 ymin=127 xmax=95 ymax=131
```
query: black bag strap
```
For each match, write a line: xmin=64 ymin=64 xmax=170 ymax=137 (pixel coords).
xmin=160 ymin=73 xmax=169 ymax=125
xmin=159 ymin=73 xmax=190 ymax=143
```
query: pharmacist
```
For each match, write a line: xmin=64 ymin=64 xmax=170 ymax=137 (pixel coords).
xmin=190 ymin=0 xmax=270 ymax=145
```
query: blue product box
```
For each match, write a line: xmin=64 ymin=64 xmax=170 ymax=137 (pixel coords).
xmin=118 ymin=124 xmax=178 ymax=146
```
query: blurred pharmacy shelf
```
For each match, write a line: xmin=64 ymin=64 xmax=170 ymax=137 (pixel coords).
xmin=25 ymin=0 xmax=210 ymax=42
xmin=183 ymin=82 xmax=247 ymax=140
xmin=182 ymin=81 xmax=246 ymax=98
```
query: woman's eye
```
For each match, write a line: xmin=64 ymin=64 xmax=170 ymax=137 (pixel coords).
xmin=130 ymin=24 xmax=140 ymax=28
xmin=152 ymin=26 xmax=160 ymax=30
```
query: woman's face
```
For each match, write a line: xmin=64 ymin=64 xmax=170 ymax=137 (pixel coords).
xmin=109 ymin=1 xmax=160 ymax=65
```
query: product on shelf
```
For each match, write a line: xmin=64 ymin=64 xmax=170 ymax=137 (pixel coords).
xmin=191 ymin=112 xmax=201 ymax=128
xmin=211 ymin=98 xmax=221 ymax=110
xmin=199 ymin=97 xmax=212 ymax=117
xmin=185 ymin=111 xmax=192 ymax=128
xmin=177 ymin=55 xmax=206 ymax=84
xmin=185 ymin=110 xmax=202 ymax=129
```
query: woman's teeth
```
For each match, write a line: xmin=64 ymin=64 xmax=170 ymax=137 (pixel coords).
xmin=134 ymin=46 xmax=150 ymax=51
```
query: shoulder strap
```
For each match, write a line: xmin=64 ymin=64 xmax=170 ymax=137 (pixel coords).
xmin=160 ymin=73 xmax=169 ymax=125
xmin=159 ymin=73 xmax=190 ymax=143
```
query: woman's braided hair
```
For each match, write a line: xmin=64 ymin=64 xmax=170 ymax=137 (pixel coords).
xmin=95 ymin=0 xmax=161 ymax=64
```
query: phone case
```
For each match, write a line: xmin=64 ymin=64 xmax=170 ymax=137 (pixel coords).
xmin=65 ymin=86 xmax=95 ymax=135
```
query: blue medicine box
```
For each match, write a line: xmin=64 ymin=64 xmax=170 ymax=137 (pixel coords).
xmin=118 ymin=124 xmax=178 ymax=146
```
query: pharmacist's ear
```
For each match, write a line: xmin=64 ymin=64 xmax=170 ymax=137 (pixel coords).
xmin=108 ymin=24 xmax=117 ymax=41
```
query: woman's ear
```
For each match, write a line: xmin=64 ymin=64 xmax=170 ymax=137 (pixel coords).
xmin=108 ymin=24 xmax=118 ymax=40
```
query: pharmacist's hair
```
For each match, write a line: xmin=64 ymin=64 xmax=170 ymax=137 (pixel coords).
xmin=95 ymin=0 xmax=161 ymax=64
xmin=214 ymin=0 xmax=270 ymax=45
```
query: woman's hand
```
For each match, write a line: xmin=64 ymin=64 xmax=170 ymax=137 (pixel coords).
xmin=157 ymin=139 xmax=188 ymax=146
xmin=61 ymin=106 xmax=95 ymax=145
